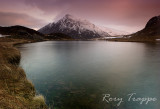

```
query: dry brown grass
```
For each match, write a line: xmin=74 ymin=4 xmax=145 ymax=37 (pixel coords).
xmin=0 ymin=38 xmax=47 ymax=109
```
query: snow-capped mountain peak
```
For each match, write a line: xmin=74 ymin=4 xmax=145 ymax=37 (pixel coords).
xmin=62 ymin=14 xmax=78 ymax=21
xmin=56 ymin=14 xmax=101 ymax=33
xmin=39 ymin=14 xmax=130 ymax=39
xmin=60 ymin=14 xmax=91 ymax=24
xmin=38 ymin=14 xmax=110 ymax=39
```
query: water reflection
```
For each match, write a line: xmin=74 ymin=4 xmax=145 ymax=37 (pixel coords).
xmin=17 ymin=41 xmax=160 ymax=109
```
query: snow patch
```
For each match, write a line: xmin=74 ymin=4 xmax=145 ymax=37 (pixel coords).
xmin=103 ymin=37 xmax=120 ymax=39
xmin=0 ymin=34 xmax=5 ymax=37
xmin=0 ymin=34 xmax=10 ymax=37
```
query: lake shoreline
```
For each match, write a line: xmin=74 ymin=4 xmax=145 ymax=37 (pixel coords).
xmin=0 ymin=36 xmax=159 ymax=108
xmin=0 ymin=38 xmax=47 ymax=109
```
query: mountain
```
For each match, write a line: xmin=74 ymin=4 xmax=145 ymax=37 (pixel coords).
xmin=99 ymin=26 xmax=129 ymax=36
xmin=129 ymin=15 xmax=160 ymax=40
xmin=0 ymin=25 xmax=44 ymax=40
xmin=38 ymin=14 xmax=110 ymax=39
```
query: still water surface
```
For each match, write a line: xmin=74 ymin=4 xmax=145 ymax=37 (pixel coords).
xmin=17 ymin=41 xmax=160 ymax=109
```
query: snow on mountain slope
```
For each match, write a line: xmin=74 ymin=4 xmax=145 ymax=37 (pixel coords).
xmin=39 ymin=14 xmax=110 ymax=39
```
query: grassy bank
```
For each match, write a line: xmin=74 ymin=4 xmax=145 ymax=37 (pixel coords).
xmin=0 ymin=38 xmax=47 ymax=109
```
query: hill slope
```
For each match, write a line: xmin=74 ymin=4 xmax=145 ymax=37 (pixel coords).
xmin=0 ymin=26 xmax=44 ymax=40
xmin=130 ymin=15 xmax=160 ymax=40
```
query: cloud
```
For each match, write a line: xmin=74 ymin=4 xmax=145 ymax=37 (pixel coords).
xmin=0 ymin=0 xmax=160 ymax=32
xmin=24 ymin=0 xmax=73 ymax=15
xmin=0 ymin=12 xmax=47 ymax=29
xmin=24 ymin=0 xmax=160 ymax=28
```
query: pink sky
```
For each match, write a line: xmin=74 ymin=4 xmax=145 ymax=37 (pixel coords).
xmin=0 ymin=0 xmax=160 ymax=33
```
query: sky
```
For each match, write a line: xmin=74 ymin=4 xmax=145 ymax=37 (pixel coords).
xmin=0 ymin=0 xmax=160 ymax=33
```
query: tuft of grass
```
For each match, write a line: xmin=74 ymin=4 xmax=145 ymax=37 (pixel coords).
xmin=32 ymin=95 xmax=46 ymax=106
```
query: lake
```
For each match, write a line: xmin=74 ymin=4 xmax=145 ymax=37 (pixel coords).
xmin=17 ymin=41 xmax=160 ymax=109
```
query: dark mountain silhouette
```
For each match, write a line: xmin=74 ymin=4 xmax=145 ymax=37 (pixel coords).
xmin=130 ymin=15 xmax=160 ymax=40
xmin=0 ymin=25 xmax=44 ymax=40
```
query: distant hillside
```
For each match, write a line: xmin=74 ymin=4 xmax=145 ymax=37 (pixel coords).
xmin=99 ymin=26 xmax=129 ymax=36
xmin=129 ymin=15 xmax=160 ymax=40
xmin=0 ymin=25 xmax=44 ymax=40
